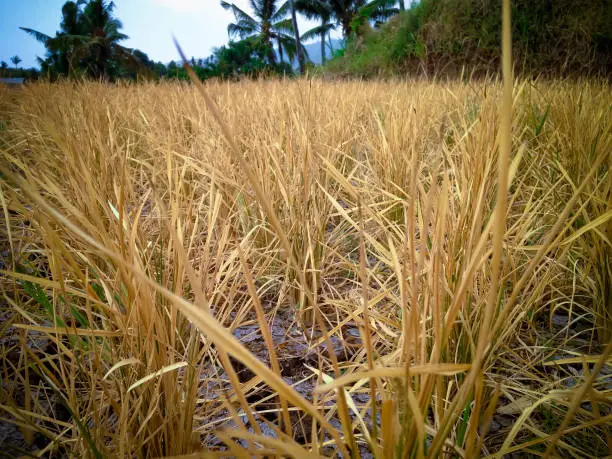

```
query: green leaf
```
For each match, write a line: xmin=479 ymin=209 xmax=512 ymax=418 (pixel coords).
xmin=20 ymin=279 xmax=65 ymax=328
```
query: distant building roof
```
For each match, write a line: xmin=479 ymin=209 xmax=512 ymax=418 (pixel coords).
xmin=0 ymin=78 xmax=25 ymax=85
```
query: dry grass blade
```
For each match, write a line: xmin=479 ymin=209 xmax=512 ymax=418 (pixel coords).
xmin=314 ymin=364 xmax=473 ymax=393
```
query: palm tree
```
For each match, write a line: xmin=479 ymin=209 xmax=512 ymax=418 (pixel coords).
xmin=221 ymin=0 xmax=307 ymax=66
xmin=21 ymin=0 xmax=135 ymax=80
xmin=80 ymin=0 xmax=129 ymax=78
xmin=21 ymin=2 xmax=83 ymax=77
xmin=295 ymin=0 xmax=335 ymax=64
xmin=10 ymin=55 xmax=22 ymax=68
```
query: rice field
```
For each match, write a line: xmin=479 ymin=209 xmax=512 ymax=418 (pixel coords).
xmin=0 ymin=77 xmax=610 ymax=457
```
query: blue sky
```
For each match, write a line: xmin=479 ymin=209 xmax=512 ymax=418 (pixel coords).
xmin=0 ymin=0 xmax=332 ymax=68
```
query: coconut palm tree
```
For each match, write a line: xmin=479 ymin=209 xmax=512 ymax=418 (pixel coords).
xmin=21 ymin=1 xmax=84 ymax=77
xmin=295 ymin=0 xmax=336 ymax=64
xmin=10 ymin=55 xmax=22 ymax=68
xmin=79 ymin=0 xmax=129 ymax=78
xmin=221 ymin=0 xmax=307 ymax=66
xmin=21 ymin=0 xmax=135 ymax=80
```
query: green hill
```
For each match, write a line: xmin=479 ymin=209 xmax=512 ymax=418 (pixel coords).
xmin=326 ymin=0 xmax=612 ymax=78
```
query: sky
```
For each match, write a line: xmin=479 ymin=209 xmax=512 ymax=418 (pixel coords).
xmin=0 ymin=0 xmax=336 ymax=68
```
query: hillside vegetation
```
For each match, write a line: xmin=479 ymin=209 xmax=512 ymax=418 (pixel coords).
xmin=327 ymin=0 xmax=612 ymax=77
xmin=1 ymin=78 xmax=610 ymax=457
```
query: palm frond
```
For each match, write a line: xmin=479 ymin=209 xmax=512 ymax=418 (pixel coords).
xmin=249 ymin=0 xmax=266 ymax=17
xmin=357 ymin=0 xmax=399 ymax=24
xmin=294 ymin=0 xmax=332 ymax=20
xmin=272 ymin=18 xmax=294 ymax=34
xmin=368 ymin=0 xmax=398 ymax=8
xmin=19 ymin=27 xmax=52 ymax=44
xmin=228 ymin=23 xmax=257 ymax=39
xmin=237 ymin=18 xmax=260 ymax=32
xmin=270 ymin=1 xmax=291 ymax=22
xmin=53 ymin=33 xmax=91 ymax=47
xmin=369 ymin=7 xmax=399 ymax=22
xmin=104 ymin=20 xmax=128 ymax=41
xmin=221 ymin=2 xmax=259 ymax=28
xmin=277 ymin=34 xmax=296 ymax=61
xmin=105 ymin=17 xmax=124 ymax=32
xmin=277 ymin=33 xmax=310 ymax=61
xmin=301 ymin=22 xmax=335 ymax=41
xmin=259 ymin=0 xmax=276 ymax=21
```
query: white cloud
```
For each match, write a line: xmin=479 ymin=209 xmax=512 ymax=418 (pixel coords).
xmin=151 ymin=0 xmax=207 ymax=13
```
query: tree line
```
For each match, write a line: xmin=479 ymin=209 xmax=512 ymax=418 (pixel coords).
xmin=0 ymin=55 xmax=39 ymax=80
xmin=13 ymin=0 xmax=404 ymax=81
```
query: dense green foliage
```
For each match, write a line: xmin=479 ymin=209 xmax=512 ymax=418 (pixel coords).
xmin=327 ymin=0 xmax=612 ymax=77
xmin=163 ymin=38 xmax=292 ymax=81
xmin=298 ymin=0 xmax=400 ymax=38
